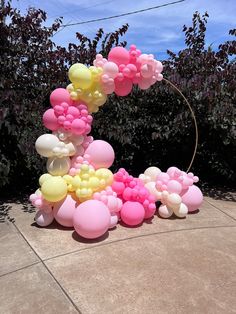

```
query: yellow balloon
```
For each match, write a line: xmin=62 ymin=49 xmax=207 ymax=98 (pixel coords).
xmin=39 ymin=173 xmax=52 ymax=186
xmin=41 ymin=176 xmax=67 ymax=202
xmin=69 ymin=66 xmax=92 ymax=89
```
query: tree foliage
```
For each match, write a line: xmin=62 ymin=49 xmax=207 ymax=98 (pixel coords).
xmin=0 ymin=1 xmax=128 ymax=189
xmin=0 ymin=3 xmax=235 ymax=192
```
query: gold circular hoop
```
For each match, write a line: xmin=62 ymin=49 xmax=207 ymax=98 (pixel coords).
xmin=162 ymin=78 xmax=199 ymax=172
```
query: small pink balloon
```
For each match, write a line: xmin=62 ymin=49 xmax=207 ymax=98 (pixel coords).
xmin=43 ymin=109 xmax=60 ymax=131
xmin=167 ymin=180 xmax=182 ymax=194
xmin=181 ymin=185 xmax=203 ymax=212
xmin=71 ymin=119 xmax=86 ymax=135
xmin=114 ymin=77 xmax=133 ymax=96
xmin=53 ymin=194 xmax=79 ymax=227
xmin=111 ymin=181 xmax=125 ymax=195
xmin=121 ymin=201 xmax=145 ymax=226
xmin=109 ymin=213 xmax=119 ymax=229
xmin=73 ymin=200 xmax=110 ymax=239
xmin=85 ymin=140 xmax=115 ymax=169
xmin=50 ymin=88 xmax=72 ymax=107
xmin=108 ymin=47 xmax=130 ymax=65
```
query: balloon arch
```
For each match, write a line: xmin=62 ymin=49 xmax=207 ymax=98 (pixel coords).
xmin=30 ymin=45 xmax=203 ymax=239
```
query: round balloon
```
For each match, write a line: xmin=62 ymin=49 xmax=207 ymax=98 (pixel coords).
xmin=85 ymin=140 xmax=115 ymax=169
xmin=41 ymin=176 xmax=67 ymax=202
xmin=35 ymin=210 xmax=54 ymax=227
xmin=120 ymin=201 xmax=145 ymax=226
xmin=73 ymin=200 xmax=110 ymax=239
xmin=50 ymin=88 xmax=71 ymax=107
xmin=108 ymin=47 xmax=130 ymax=65
xmin=181 ymin=185 xmax=203 ymax=212
xmin=53 ymin=194 xmax=79 ymax=227
xmin=43 ymin=109 xmax=60 ymax=131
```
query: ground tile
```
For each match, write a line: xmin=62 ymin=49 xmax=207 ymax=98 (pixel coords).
xmin=0 ymin=263 xmax=79 ymax=314
xmin=204 ymin=197 xmax=236 ymax=220
xmin=45 ymin=227 xmax=236 ymax=314
xmin=8 ymin=200 xmax=236 ymax=261
xmin=0 ymin=222 xmax=39 ymax=276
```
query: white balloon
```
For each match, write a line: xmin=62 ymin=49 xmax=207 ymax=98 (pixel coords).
xmin=47 ymin=156 xmax=71 ymax=176
xmin=35 ymin=134 xmax=59 ymax=157
xmin=174 ymin=203 xmax=188 ymax=218
xmin=158 ymin=205 xmax=173 ymax=218
xmin=35 ymin=210 xmax=54 ymax=227
xmin=145 ymin=182 xmax=159 ymax=201
xmin=144 ymin=166 xmax=161 ymax=181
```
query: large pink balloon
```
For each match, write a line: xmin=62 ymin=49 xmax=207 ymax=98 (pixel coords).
xmin=108 ymin=47 xmax=130 ymax=65
xmin=43 ymin=109 xmax=60 ymax=131
xmin=53 ymin=194 xmax=79 ymax=227
xmin=181 ymin=185 xmax=203 ymax=212
xmin=50 ymin=88 xmax=72 ymax=107
xmin=121 ymin=201 xmax=145 ymax=226
xmin=114 ymin=77 xmax=133 ymax=96
xmin=73 ymin=200 xmax=110 ymax=239
xmin=85 ymin=140 xmax=115 ymax=169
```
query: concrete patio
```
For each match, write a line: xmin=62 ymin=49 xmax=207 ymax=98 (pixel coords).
xmin=1 ymin=197 xmax=236 ymax=314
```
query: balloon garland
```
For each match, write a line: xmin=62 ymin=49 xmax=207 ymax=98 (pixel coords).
xmin=30 ymin=45 xmax=203 ymax=239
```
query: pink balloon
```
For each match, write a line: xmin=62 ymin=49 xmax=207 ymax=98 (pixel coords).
xmin=167 ymin=180 xmax=182 ymax=194
xmin=109 ymin=213 xmax=119 ymax=229
xmin=43 ymin=109 xmax=60 ymax=131
xmin=71 ymin=119 xmax=86 ymax=135
xmin=138 ymin=77 xmax=152 ymax=90
xmin=114 ymin=77 xmax=133 ymax=96
xmin=53 ymin=194 xmax=79 ymax=227
xmin=103 ymin=62 xmax=119 ymax=78
xmin=108 ymin=47 xmax=130 ymax=65
xmin=50 ymin=88 xmax=72 ymax=107
xmin=85 ymin=140 xmax=115 ymax=169
xmin=121 ymin=201 xmax=145 ymax=226
xmin=181 ymin=185 xmax=203 ymax=212
xmin=73 ymin=200 xmax=110 ymax=239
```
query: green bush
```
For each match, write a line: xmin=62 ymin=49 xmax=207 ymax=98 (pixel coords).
xmin=0 ymin=4 xmax=235 ymax=194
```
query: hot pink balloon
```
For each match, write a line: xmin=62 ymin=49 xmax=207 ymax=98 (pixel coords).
xmin=108 ymin=47 xmax=130 ymax=65
xmin=85 ymin=140 xmax=115 ymax=169
xmin=114 ymin=77 xmax=133 ymax=96
xmin=50 ymin=88 xmax=72 ymax=107
xmin=43 ymin=109 xmax=60 ymax=131
xmin=73 ymin=200 xmax=110 ymax=239
xmin=121 ymin=201 xmax=145 ymax=226
xmin=53 ymin=194 xmax=79 ymax=227
xmin=181 ymin=185 xmax=203 ymax=212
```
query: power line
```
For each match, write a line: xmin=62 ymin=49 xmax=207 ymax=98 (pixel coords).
xmin=60 ymin=0 xmax=185 ymax=27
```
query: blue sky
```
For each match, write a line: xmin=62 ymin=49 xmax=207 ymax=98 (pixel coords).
xmin=12 ymin=0 xmax=236 ymax=60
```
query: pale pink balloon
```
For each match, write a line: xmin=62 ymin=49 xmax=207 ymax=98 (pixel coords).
xmin=103 ymin=62 xmax=119 ymax=78
xmin=53 ymin=194 xmax=79 ymax=227
xmin=85 ymin=140 xmax=115 ymax=169
xmin=109 ymin=213 xmax=119 ymax=229
xmin=114 ymin=77 xmax=133 ymax=96
xmin=43 ymin=109 xmax=60 ymax=131
xmin=138 ymin=77 xmax=152 ymax=90
xmin=73 ymin=200 xmax=110 ymax=239
xmin=108 ymin=47 xmax=130 ymax=65
xmin=181 ymin=185 xmax=203 ymax=212
xmin=121 ymin=201 xmax=145 ymax=226
xmin=50 ymin=88 xmax=72 ymax=107
xmin=167 ymin=180 xmax=182 ymax=194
